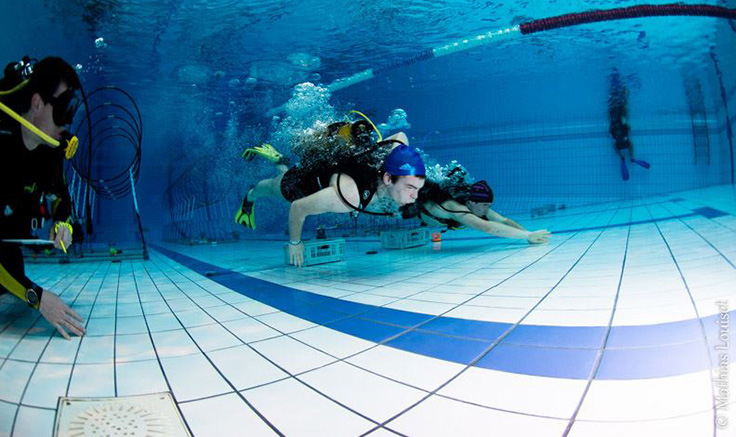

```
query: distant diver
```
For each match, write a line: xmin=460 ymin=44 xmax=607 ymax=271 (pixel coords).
xmin=608 ymin=68 xmax=650 ymax=181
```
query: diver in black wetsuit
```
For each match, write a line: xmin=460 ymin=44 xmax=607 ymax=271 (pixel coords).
xmin=236 ymin=122 xmax=427 ymax=268
xmin=0 ymin=56 xmax=85 ymax=339
xmin=608 ymin=68 xmax=650 ymax=180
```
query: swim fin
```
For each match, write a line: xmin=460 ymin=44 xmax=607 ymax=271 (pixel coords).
xmin=235 ymin=194 xmax=256 ymax=229
xmin=242 ymin=143 xmax=290 ymax=165
xmin=620 ymin=159 xmax=630 ymax=181
xmin=632 ymin=159 xmax=650 ymax=169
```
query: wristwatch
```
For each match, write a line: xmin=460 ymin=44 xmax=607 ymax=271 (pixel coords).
xmin=25 ymin=288 xmax=39 ymax=307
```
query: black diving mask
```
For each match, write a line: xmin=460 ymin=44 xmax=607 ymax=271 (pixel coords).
xmin=46 ymin=88 xmax=81 ymax=126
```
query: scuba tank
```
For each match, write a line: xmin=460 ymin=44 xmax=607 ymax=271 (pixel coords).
xmin=326 ymin=119 xmax=374 ymax=149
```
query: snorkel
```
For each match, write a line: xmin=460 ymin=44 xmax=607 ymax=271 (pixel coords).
xmin=0 ymin=56 xmax=83 ymax=160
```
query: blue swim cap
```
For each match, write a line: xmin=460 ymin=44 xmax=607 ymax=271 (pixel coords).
xmin=383 ymin=145 xmax=426 ymax=176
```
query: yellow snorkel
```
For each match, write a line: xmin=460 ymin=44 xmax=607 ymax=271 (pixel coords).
xmin=0 ymin=100 xmax=78 ymax=159
xmin=349 ymin=110 xmax=382 ymax=142
xmin=0 ymin=79 xmax=79 ymax=160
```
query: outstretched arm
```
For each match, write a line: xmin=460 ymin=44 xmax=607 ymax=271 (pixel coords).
xmin=0 ymin=249 xmax=85 ymax=339
xmin=434 ymin=201 xmax=550 ymax=244
xmin=486 ymin=208 xmax=527 ymax=231
xmin=288 ymin=174 xmax=360 ymax=267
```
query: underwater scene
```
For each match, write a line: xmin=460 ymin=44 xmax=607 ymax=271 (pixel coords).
xmin=0 ymin=1 xmax=735 ymax=436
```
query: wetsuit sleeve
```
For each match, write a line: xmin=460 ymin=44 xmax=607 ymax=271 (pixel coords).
xmin=0 ymin=245 xmax=43 ymax=310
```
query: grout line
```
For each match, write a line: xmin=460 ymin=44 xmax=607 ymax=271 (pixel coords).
xmin=7 ymin=261 xmax=107 ymax=435
xmin=561 ymin=202 xmax=633 ymax=436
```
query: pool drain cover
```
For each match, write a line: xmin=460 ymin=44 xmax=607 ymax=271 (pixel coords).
xmin=54 ymin=392 xmax=190 ymax=436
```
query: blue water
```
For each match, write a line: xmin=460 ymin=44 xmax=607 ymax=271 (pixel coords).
xmin=2 ymin=4 xmax=736 ymax=434
xmin=1 ymin=0 xmax=734 ymax=241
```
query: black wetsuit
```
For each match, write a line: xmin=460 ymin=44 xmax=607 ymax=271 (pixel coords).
xmin=609 ymin=112 xmax=631 ymax=151
xmin=280 ymin=159 xmax=379 ymax=211
xmin=0 ymin=120 xmax=72 ymax=309
xmin=608 ymin=72 xmax=632 ymax=151
xmin=419 ymin=205 xmax=463 ymax=230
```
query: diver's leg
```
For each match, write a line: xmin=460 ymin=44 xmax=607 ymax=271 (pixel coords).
xmin=616 ymin=148 xmax=625 ymax=161
xmin=236 ymin=167 xmax=286 ymax=228
xmin=620 ymin=158 xmax=629 ymax=180
xmin=248 ymin=166 xmax=288 ymax=202
xmin=627 ymin=143 xmax=651 ymax=169
xmin=615 ymin=148 xmax=629 ymax=181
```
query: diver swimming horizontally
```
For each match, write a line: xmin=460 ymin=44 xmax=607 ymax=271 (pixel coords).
xmin=400 ymin=162 xmax=551 ymax=244
xmin=236 ymin=113 xmax=426 ymax=267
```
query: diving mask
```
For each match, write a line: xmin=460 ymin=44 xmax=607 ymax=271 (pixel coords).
xmin=45 ymin=88 xmax=81 ymax=127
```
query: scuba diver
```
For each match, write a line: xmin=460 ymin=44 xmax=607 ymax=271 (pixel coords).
xmin=0 ymin=56 xmax=86 ymax=339
xmin=401 ymin=176 xmax=550 ymax=244
xmin=236 ymin=116 xmax=426 ymax=268
xmin=608 ymin=68 xmax=650 ymax=181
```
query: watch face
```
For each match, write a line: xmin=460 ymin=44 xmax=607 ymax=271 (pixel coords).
xmin=25 ymin=288 xmax=38 ymax=306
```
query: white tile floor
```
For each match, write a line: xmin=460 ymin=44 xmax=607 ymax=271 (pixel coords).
xmin=0 ymin=185 xmax=735 ymax=436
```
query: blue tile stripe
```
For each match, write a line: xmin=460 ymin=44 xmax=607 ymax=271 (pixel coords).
xmin=692 ymin=207 xmax=729 ymax=219
xmin=152 ymin=244 xmax=733 ymax=380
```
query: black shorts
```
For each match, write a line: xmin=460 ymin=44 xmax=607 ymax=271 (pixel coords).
xmin=615 ymin=138 xmax=632 ymax=151
xmin=280 ymin=167 xmax=332 ymax=202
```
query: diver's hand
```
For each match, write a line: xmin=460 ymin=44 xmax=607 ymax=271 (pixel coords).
xmin=50 ymin=221 xmax=73 ymax=251
xmin=527 ymin=230 xmax=551 ymax=244
xmin=39 ymin=290 xmax=86 ymax=340
xmin=289 ymin=242 xmax=305 ymax=268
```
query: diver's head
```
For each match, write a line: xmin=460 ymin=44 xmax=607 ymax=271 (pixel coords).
xmin=26 ymin=82 xmax=76 ymax=144
xmin=382 ymin=174 xmax=425 ymax=206
xmin=380 ymin=144 xmax=426 ymax=206
xmin=2 ymin=57 xmax=81 ymax=144
xmin=466 ymin=180 xmax=494 ymax=216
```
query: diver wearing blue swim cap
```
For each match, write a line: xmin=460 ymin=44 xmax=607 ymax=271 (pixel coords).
xmin=382 ymin=144 xmax=426 ymax=177
xmin=237 ymin=127 xmax=426 ymax=267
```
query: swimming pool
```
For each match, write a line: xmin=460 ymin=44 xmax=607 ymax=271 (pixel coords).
xmin=0 ymin=1 xmax=735 ymax=436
